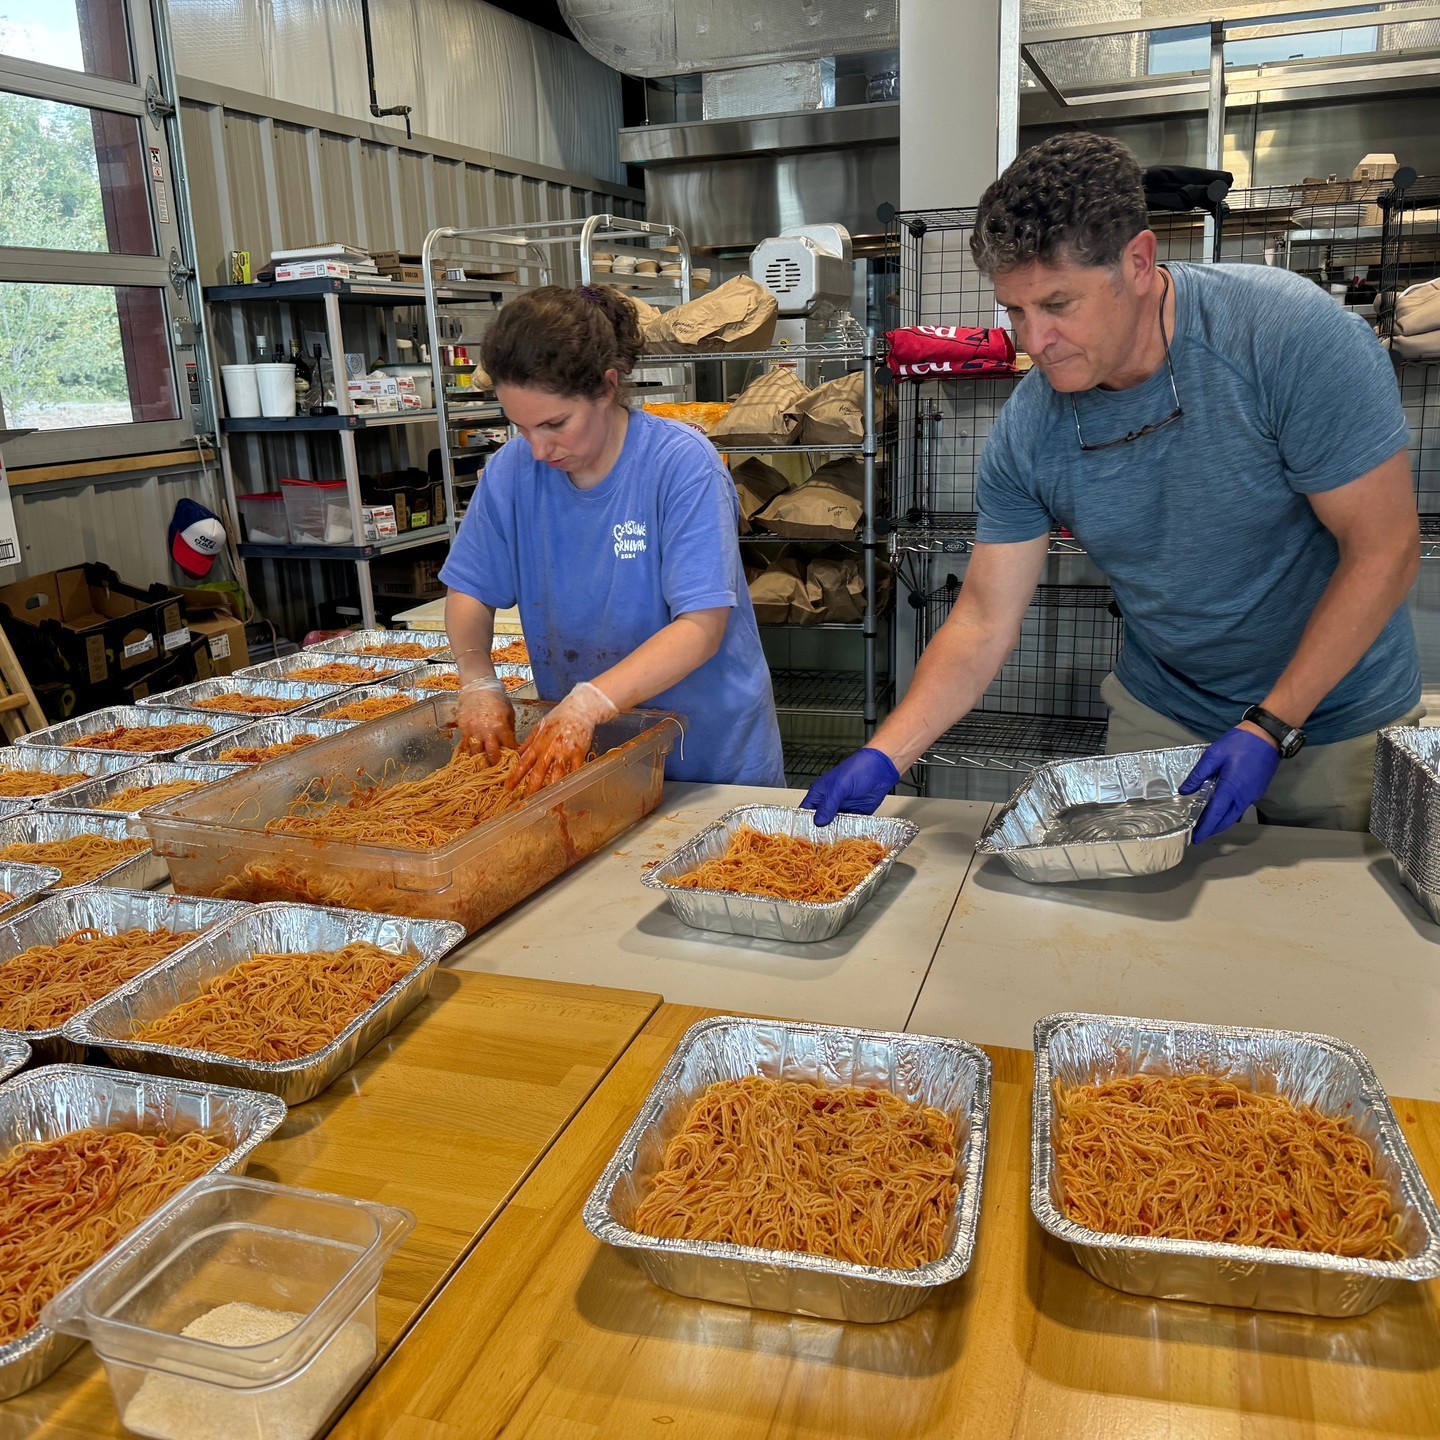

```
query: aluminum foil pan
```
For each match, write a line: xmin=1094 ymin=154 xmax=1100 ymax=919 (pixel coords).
xmin=0 ymin=861 xmax=64 ymax=922
xmin=304 ymin=627 xmax=453 ymax=662
xmin=233 ymin=651 xmax=424 ymax=687
xmin=978 ymin=746 xmax=1210 ymax=883
xmin=1031 ymin=1012 xmax=1440 ymax=1316
xmin=0 ymin=1062 xmax=285 ymax=1400
xmin=1392 ymin=858 xmax=1440 ymax=927
xmin=301 ymin=684 xmax=427 ymax=723
xmin=0 ymin=1037 xmax=28 ymax=1084
xmin=174 ymin=714 xmax=360 ymax=766
xmin=642 ymin=805 xmax=919 ymax=944
xmin=20 ymin=705 xmax=247 ymax=758
xmin=0 ymin=745 xmax=145 ymax=817
xmin=43 ymin=761 xmax=246 ymax=831
xmin=0 ymin=810 xmax=168 ymax=892
xmin=1370 ymin=727 xmax=1440 ymax=900
xmin=584 ymin=1015 xmax=990 ymax=1322
xmin=67 ymin=903 xmax=467 ymax=1104
xmin=138 ymin=676 xmax=347 ymax=716
xmin=0 ymin=888 xmax=249 ymax=1065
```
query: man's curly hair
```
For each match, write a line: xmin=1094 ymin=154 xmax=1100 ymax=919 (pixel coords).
xmin=970 ymin=133 xmax=1148 ymax=274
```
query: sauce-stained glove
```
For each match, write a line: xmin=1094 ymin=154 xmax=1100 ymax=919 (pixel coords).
xmin=1179 ymin=727 xmax=1280 ymax=844
xmin=800 ymin=747 xmax=901 ymax=827
xmin=457 ymin=677 xmax=517 ymax=766
xmin=508 ymin=680 xmax=618 ymax=797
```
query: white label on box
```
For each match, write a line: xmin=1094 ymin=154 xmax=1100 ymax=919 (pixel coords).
xmin=163 ymin=627 xmax=190 ymax=652
xmin=209 ymin=633 xmax=231 ymax=660
xmin=123 ymin=638 xmax=155 ymax=660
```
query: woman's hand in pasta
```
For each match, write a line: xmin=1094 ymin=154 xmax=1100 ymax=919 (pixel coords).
xmin=509 ymin=680 xmax=618 ymax=796
xmin=457 ymin=677 xmax=517 ymax=765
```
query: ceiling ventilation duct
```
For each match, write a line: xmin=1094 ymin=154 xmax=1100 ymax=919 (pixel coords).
xmin=557 ymin=0 xmax=898 ymax=78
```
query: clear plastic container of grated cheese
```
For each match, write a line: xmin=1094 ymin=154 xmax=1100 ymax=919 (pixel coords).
xmin=42 ymin=1174 xmax=413 ymax=1440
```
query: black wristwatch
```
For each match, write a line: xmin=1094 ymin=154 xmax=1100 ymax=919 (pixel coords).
xmin=1242 ymin=704 xmax=1306 ymax=759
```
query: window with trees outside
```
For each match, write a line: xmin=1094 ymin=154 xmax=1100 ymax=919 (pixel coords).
xmin=0 ymin=0 xmax=203 ymax=466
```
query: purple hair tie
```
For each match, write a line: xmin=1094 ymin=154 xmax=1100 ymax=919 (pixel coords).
xmin=579 ymin=285 xmax=603 ymax=305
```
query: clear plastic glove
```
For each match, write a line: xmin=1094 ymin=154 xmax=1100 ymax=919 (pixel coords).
xmin=800 ymin=747 xmax=901 ymax=827
xmin=509 ymin=680 xmax=618 ymax=797
xmin=1179 ymin=726 xmax=1281 ymax=844
xmin=457 ymin=677 xmax=516 ymax=765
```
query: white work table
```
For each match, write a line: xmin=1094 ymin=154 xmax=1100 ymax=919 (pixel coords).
xmin=910 ymin=821 xmax=1440 ymax=1100
xmin=449 ymin=783 xmax=992 ymax=1031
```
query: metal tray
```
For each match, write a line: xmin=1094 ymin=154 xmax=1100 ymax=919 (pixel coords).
xmin=44 ymin=761 xmax=245 ymax=830
xmin=67 ymin=903 xmax=466 ymax=1104
xmin=977 ymin=746 xmax=1209 ymax=883
xmin=234 ymin=651 xmax=424 ymax=686
xmin=0 ymin=1062 xmax=285 ymax=1400
xmin=0 ymin=1037 xmax=28 ymax=1084
xmin=584 ymin=1015 xmax=991 ymax=1322
xmin=175 ymin=714 xmax=360 ymax=766
xmin=138 ymin=676 xmax=347 ymax=716
xmin=0 ymin=746 xmax=145 ymax=817
xmin=0 ymin=861 xmax=65 ymax=922
xmin=0 ymin=888 xmax=250 ymax=1065
xmin=642 ymin=805 xmax=919 ymax=943
xmin=1031 ymin=1012 xmax=1440 ymax=1316
xmin=0 ymin=811 xmax=168 ymax=892
xmin=20 ymin=705 xmax=247 ymax=758
xmin=300 ymin=684 xmax=427 ymax=723
xmin=305 ymin=627 xmax=453 ymax=662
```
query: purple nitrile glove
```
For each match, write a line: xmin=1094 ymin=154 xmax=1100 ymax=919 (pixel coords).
xmin=801 ymin=747 xmax=902 ymax=827
xmin=1179 ymin=727 xmax=1281 ymax=844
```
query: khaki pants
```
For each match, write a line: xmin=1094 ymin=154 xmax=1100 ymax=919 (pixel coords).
xmin=1099 ymin=672 xmax=1423 ymax=832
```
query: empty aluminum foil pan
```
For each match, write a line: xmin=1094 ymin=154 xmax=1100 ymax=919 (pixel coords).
xmin=642 ymin=804 xmax=919 ymax=943
xmin=978 ymin=746 xmax=1210 ymax=883
xmin=1370 ymin=726 xmax=1440 ymax=923
xmin=585 ymin=1014 xmax=991 ymax=1322
xmin=1031 ymin=1012 xmax=1440 ymax=1316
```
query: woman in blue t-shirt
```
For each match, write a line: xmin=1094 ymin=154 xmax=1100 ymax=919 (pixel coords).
xmin=439 ymin=283 xmax=784 ymax=793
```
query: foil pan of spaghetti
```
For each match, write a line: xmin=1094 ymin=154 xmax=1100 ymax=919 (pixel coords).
xmin=1369 ymin=727 xmax=1440 ymax=925
xmin=301 ymin=683 xmax=427 ymax=723
xmin=67 ymin=903 xmax=465 ymax=1105
xmin=44 ymin=761 xmax=246 ymax=831
xmin=137 ymin=676 xmax=347 ymax=716
xmin=0 ymin=861 xmax=64 ymax=922
xmin=977 ymin=746 xmax=1210 ymax=884
xmin=0 ymin=1038 xmax=27 ymax=1085
xmin=402 ymin=662 xmax=535 ymax=698
xmin=304 ymin=627 xmax=453 ymax=662
xmin=1031 ymin=1012 xmax=1440 ymax=1316
xmin=0 ymin=888 xmax=249 ymax=1065
xmin=584 ymin=1015 xmax=991 ymax=1323
xmin=21 ymin=705 xmax=248 ymax=758
xmin=0 ymin=1062 xmax=285 ymax=1400
xmin=0 ymin=811 xmax=169 ymax=892
xmin=174 ymin=714 xmax=360 ymax=766
xmin=233 ymin=651 xmax=425 ymax=687
xmin=642 ymin=805 xmax=919 ymax=943
xmin=0 ymin=746 xmax=145 ymax=818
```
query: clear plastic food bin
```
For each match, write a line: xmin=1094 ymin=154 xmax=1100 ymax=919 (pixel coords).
xmin=43 ymin=1174 xmax=414 ymax=1440
xmin=235 ymin=493 xmax=289 ymax=545
xmin=279 ymin=479 xmax=352 ymax=545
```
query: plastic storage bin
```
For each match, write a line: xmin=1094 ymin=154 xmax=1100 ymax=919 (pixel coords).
xmin=43 ymin=1174 xmax=414 ymax=1440
xmin=279 ymin=479 xmax=352 ymax=545
xmin=235 ymin=493 xmax=289 ymax=545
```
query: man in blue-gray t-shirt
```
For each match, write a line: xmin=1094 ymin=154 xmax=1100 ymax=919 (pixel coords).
xmin=803 ymin=133 xmax=1421 ymax=840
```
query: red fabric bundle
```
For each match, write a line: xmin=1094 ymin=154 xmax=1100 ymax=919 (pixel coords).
xmin=885 ymin=325 xmax=1018 ymax=379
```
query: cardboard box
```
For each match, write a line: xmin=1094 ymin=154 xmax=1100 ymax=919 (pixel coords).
xmin=371 ymin=555 xmax=445 ymax=599
xmin=377 ymin=265 xmax=425 ymax=284
xmin=275 ymin=260 xmax=351 ymax=282
xmin=362 ymin=505 xmax=398 ymax=541
xmin=0 ymin=563 xmax=187 ymax=688
xmin=178 ymin=586 xmax=250 ymax=676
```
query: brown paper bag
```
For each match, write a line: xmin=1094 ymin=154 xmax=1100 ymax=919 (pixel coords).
xmin=710 ymin=370 xmax=811 ymax=449
xmin=754 ymin=458 xmax=864 ymax=540
xmin=806 ymin=547 xmax=895 ymax=623
xmin=644 ymin=275 xmax=779 ymax=353
xmin=789 ymin=371 xmax=865 ymax=446
xmin=746 ymin=546 xmax=817 ymax=626
xmin=730 ymin=458 xmax=789 ymax=535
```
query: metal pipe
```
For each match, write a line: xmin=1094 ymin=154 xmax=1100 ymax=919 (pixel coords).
xmin=360 ymin=0 xmax=413 ymax=140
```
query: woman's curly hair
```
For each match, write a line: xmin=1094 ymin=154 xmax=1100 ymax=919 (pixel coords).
xmin=971 ymin=133 xmax=1148 ymax=274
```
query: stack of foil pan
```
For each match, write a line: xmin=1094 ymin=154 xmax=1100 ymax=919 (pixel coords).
xmin=1370 ymin=726 xmax=1440 ymax=923
xmin=1031 ymin=1012 xmax=1440 ymax=1316
xmin=234 ymin=651 xmax=423 ymax=686
xmin=0 ymin=888 xmax=249 ymax=1064
xmin=584 ymin=1015 xmax=990 ymax=1322
xmin=21 ymin=705 xmax=247 ymax=758
xmin=304 ymin=627 xmax=453 ymax=662
xmin=66 ymin=903 xmax=466 ymax=1104
xmin=0 ymin=1064 xmax=285 ymax=1399
xmin=642 ymin=804 xmax=918 ymax=943
xmin=0 ymin=746 xmax=144 ymax=817
xmin=139 ymin=676 xmax=346 ymax=716
xmin=977 ymin=746 xmax=1209 ymax=884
